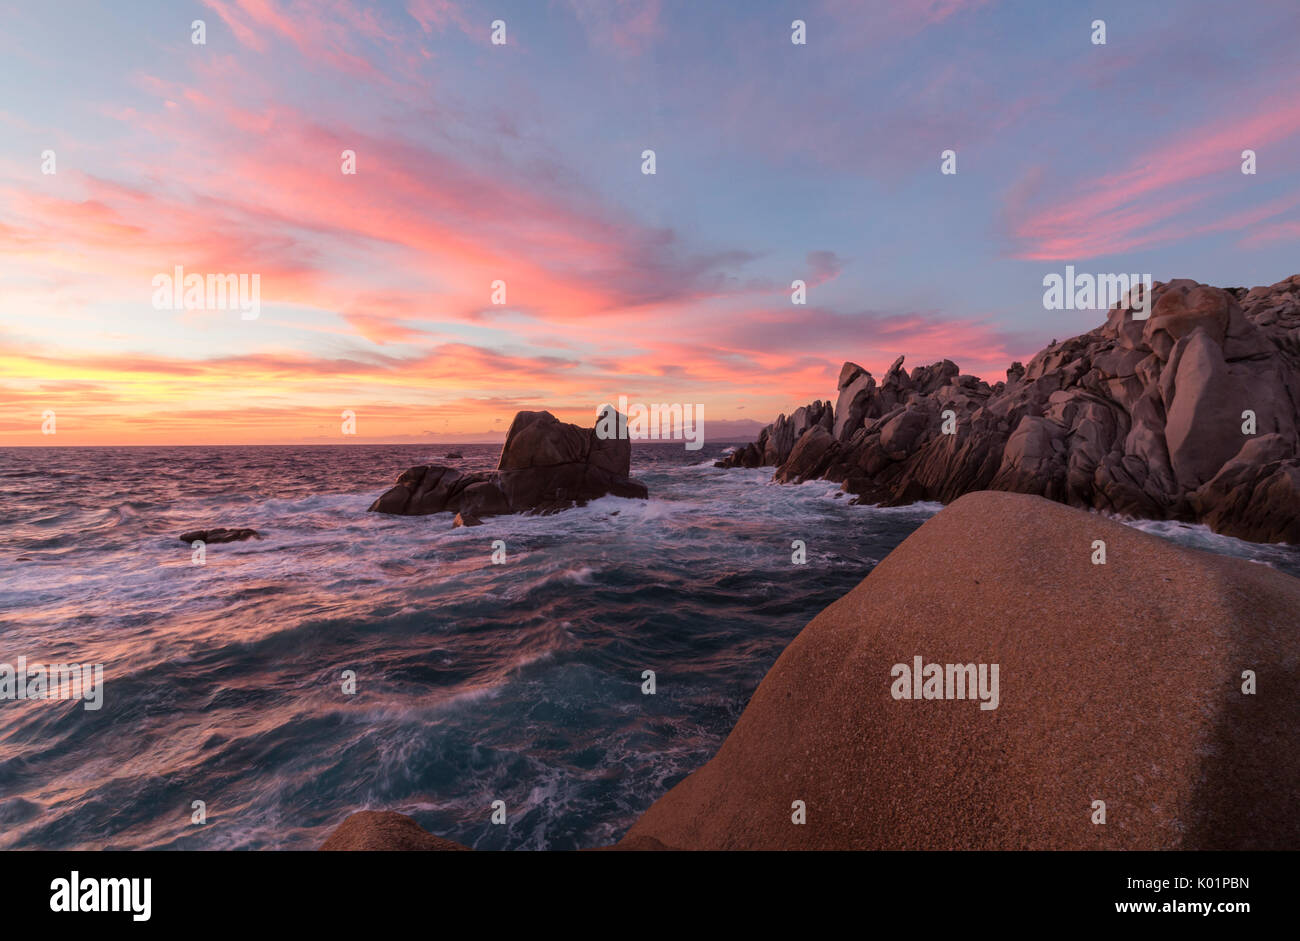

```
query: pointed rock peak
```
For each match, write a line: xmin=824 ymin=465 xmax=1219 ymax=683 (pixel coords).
xmin=887 ymin=355 xmax=905 ymax=375
xmin=837 ymin=362 xmax=868 ymax=389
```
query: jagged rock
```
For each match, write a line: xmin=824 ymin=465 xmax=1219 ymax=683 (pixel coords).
xmin=178 ymin=528 xmax=259 ymax=544
xmin=718 ymin=276 xmax=1300 ymax=544
xmin=767 ymin=401 xmax=833 ymax=465
xmin=990 ymin=415 xmax=1066 ymax=498
xmin=1190 ymin=435 xmax=1300 ymax=544
xmin=459 ymin=480 xmax=511 ymax=518
xmin=497 ymin=410 xmax=588 ymax=469
xmin=1164 ymin=330 xmax=1257 ymax=489
xmin=878 ymin=406 xmax=932 ymax=459
xmin=1144 ymin=282 xmax=1231 ymax=355
xmin=833 ymin=363 xmax=875 ymax=440
xmin=774 ymin=424 xmax=839 ymax=483
xmin=369 ymin=409 xmax=648 ymax=523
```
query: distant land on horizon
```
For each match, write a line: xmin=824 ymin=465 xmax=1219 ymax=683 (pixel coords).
xmin=3 ymin=417 xmax=768 ymax=448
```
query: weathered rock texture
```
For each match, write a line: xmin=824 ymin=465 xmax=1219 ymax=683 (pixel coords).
xmin=721 ymin=276 xmax=1300 ymax=544
xmin=369 ymin=410 xmax=648 ymax=521
xmin=619 ymin=491 xmax=1300 ymax=850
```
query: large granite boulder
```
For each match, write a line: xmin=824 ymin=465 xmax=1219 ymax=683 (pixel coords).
xmin=832 ymin=363 xmax=875 ymax=440
xmin=1189 ymin=434 xmax=1300 ymax=544
xmin=774 ymin=424 xmax=839 ymax=483
xmin=369 ymin=409 xmax=647 ymax=521
xmin=719 ymin=275 xmax=1300 ymax=544
xmin=618 ymin=491 xmax=1300 ymax=850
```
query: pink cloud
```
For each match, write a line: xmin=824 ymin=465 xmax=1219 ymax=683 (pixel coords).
xmin=818 ymin=0 xmax=993 ymax=47
xmin=200 ymin=0 xmax=395 ymax=78
xmin=407 ymin=0 xmax=474 ymax=35
xmin=565 ymin=0 xmax=662 ymax=53
xmin=1008 ymin=92 xmax=1300 ymax=260
xmin=1 ymin=73 xmax=767 ymax=347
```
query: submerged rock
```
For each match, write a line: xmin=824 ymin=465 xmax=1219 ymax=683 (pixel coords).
xmin=719 ymin=275 xmax=1300 ymax=544
xmin=369 ymin=409 xmax=648 ymax=522
xmin=178 ymin=527 xmax=259 ymax=544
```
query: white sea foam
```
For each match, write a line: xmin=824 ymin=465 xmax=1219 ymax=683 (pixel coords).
xmin=1120 ymin=516 xmax=1292 ymax=569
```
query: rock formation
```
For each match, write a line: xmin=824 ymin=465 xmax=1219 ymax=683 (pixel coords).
xmin=322 ymin=491 xmax=1300 ymax=851
xmin=369 ymin=409 xmax=648 ymax=521
xmin=721 ymin=276 xmax=1300 ymax=544
xmin=619 ymin=491 xmax=1299 ymax=849
xmin=177 ymin=527 xmax=260 ymax=544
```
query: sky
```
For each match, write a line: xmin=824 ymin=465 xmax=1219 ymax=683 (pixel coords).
xmin=1 ymin=0 xmax=1298 ymax=445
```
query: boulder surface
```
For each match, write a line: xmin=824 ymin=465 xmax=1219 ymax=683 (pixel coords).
xmin=619 ymin=491 xmax=1300 ymax=850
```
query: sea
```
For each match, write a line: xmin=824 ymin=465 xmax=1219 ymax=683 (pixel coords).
xmin=1 ymin=442 xmax=1297 ymax=850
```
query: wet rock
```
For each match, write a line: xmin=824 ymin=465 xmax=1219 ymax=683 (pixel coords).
xmin=178 ymin=528 xmax=259 ymax=544
xmin=369 ymin=409 xmax=648 ymax=523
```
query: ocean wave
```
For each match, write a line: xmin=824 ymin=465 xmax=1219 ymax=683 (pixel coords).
xmin=1119 ymin=516 xmax=1295 ymax=568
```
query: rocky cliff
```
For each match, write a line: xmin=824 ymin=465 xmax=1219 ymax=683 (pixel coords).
xmin=720 ymin=276 xmax=1300 ymax=544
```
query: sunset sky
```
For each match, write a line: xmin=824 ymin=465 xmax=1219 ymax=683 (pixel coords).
xmin=2 ymin=0 xmax=1298 ymax=445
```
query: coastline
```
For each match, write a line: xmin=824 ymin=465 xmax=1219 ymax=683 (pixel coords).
xmin=721 ymin=277 xmax=1300 ymax=546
